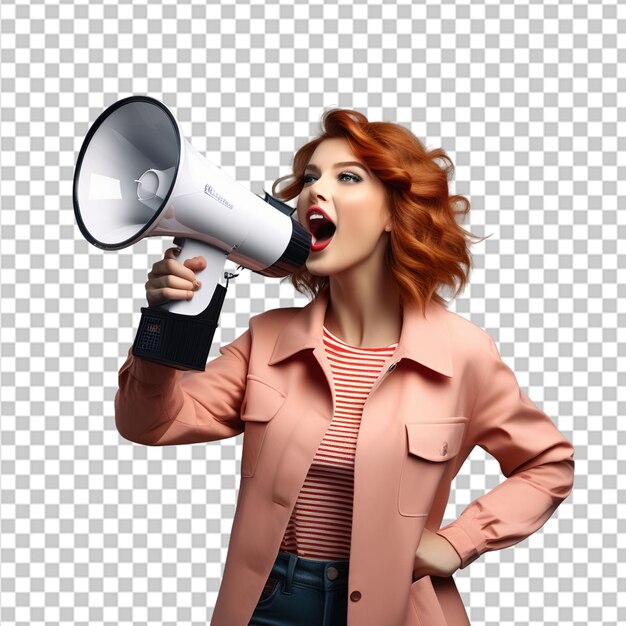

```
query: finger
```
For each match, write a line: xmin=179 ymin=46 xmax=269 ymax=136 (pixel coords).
xmin=164 ymin=247 xmax=181 ymax=260
xmin=162 ymin=287 xmax=197 ymax=301
xmin=155 ymin=247 xmax=181 ymax=275
xmin=149 ymin=287 xmax=197 ymax=306
xmin=151 ymin=257 xmax=199 ymax=283
xmin=152 ymin=274 xmax=200 ymax=292
xmin=183 ymin=256 xmax=207 ymax=271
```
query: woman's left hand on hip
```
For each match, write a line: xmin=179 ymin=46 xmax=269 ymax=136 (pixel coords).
xmin=412 ymin=528 xmax=462 ymax=581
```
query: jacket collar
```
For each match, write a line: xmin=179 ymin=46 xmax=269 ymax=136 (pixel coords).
xmin=268 ymin=286 xmax=453 ymax=377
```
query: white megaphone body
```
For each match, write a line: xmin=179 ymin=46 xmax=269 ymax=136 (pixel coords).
xmin=73 ymin=95 xmax=311 ymax=370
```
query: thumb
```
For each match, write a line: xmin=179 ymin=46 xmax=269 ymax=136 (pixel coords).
xmin=183 ymin=256 xmax=207 ymax=268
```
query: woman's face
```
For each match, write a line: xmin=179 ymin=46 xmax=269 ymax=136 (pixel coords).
xmin=295 ymin=137 xmax=392 ymax=279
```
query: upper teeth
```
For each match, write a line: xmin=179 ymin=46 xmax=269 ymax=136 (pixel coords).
xmin=309 ymin=212 xmax=327 ymax=222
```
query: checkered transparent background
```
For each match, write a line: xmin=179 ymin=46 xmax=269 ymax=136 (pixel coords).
xmin=0 ymin=0 xmax=623 ymax=624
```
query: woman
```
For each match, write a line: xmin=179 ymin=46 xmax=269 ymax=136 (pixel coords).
xmin=115 ymin=109 xmax=575 ymax=626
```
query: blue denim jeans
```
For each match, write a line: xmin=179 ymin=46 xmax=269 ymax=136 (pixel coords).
xmin=248 ymin=550 xmax=350 ymax=626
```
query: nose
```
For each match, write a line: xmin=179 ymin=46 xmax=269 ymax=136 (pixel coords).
xmin=308 ymin=176 xmax=328 ymax=202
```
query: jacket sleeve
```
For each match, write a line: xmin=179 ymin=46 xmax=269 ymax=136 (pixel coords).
xmin=114 ymin=328 xmax=251 ymax=446
xmin=436 ymin=334 xmax=575 ymax=569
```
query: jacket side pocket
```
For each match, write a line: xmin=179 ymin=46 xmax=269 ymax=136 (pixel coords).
xmin=409 ymin=575 xmax=448 ymax=626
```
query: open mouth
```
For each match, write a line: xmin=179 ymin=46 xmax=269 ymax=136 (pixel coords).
xmin=307 ymin=208 xmax=337 ymax=250
xmin=309 ymin=217 xmax=336 ymax=245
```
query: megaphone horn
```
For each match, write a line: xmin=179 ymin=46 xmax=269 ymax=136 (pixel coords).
xmin=73 ymin=95 xmax=311 ymax=371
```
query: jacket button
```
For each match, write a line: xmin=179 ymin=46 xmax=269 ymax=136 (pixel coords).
xmin=387 ymin=362 xmax=397 ymax=372
xmin=350 ymin=590 xmax=362 ymax=602
xmin=441 ymin=441 xmax=448 ymax=456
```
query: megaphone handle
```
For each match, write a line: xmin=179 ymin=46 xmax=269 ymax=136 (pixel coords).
xmin=131 ymin=238 xmax=230 ymax=370
xmin=162 ymin=238 xmax=228 ymax=316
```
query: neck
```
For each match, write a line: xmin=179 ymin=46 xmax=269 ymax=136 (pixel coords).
xmin=324 ymin=273 xmax=402 ymax=349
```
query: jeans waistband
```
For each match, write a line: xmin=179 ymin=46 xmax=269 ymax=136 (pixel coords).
xmin=271 ymin=551 xmax=350 ymax=594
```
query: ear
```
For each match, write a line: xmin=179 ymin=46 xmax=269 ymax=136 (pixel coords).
xmin=384 ymin=210 xmax=393 ymax=232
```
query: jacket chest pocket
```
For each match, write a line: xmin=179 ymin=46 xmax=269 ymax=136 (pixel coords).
xmin=398 ymin=419 xmax=467 ymax=517
xmin=240 ymin=376 xmax=286 ymax=478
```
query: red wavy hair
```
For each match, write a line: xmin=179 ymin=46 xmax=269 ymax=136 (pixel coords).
xmin=271 ymin=108 xmax=487 ymax=315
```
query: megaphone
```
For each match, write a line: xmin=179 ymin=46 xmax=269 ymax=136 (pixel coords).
xmin=73 ymin=95 xmax=311 ymax=371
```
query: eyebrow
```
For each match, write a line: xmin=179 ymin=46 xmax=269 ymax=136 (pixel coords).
xmin=304 ymin=161 xmax=369 ymax=173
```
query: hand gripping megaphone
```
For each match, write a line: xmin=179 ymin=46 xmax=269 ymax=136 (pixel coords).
xmin=73 ymin=95 xmax=311 ymax=371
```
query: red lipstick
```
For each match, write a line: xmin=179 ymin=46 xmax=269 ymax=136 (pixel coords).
xmin=311 ymin=237 xmax=333 ymax=252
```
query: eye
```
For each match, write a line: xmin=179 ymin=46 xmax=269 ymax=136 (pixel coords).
xmin=302 ymin=172 xmax=362 ymax=185
xmin=338 ymin=172 xmax=362 ymax=182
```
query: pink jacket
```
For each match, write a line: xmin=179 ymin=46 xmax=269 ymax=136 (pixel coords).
xmin=115 ymin=286 xmax=574 ymax=626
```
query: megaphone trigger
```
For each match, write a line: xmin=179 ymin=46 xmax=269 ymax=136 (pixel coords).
xmin=224 ymin=265 xmax=244 ymax=290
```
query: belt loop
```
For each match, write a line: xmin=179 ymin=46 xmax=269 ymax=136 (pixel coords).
xmin=283 ymin=553 xmax=298 ymax=595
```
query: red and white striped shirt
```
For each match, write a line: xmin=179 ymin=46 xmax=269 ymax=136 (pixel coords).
xmin=279 ymin=324 xmax=398 ymax=560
